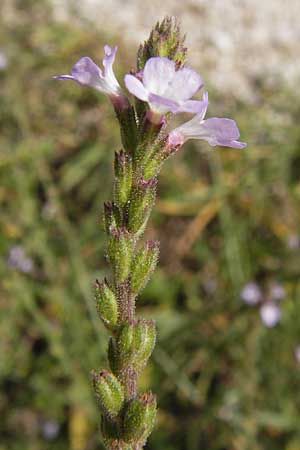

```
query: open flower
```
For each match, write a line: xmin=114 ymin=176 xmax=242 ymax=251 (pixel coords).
xmin=54 ymin=45 xmax=122 ymax=98
xmin=124 ymin=57 xmax=204 ymax=114
xmin=168 ymin=92 xmax=246 ymax=149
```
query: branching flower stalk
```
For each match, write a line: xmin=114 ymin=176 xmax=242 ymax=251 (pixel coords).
xmin=55 ymin=17 xmax=246 ymax=450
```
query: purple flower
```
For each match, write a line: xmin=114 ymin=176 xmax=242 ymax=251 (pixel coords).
xmin=168 ymin=92 xmax=246 ymax=149
xmin=7 ymin=245 xmax=33 ymax=274
xmin=240 ymin=282 xmax=262 ymax=305
xmin=0 ymin=50 xmax=7 ymax=71
xmin=269 ymin=282 xmax=285 ymax=301
xmin=295 ymin=346 xmax=300 ymax=363
xmin=287 ymin=234 xmax=300 ymax=250
xmin=41 ymin=420 xmax=60 ymax=440
xmin=124 ymin=57 xmax=204 ymax=114
xmin=259 ymin=302 xmax=281 ymax=328
xmin=54 ymin=45 xmax=122 ymax=98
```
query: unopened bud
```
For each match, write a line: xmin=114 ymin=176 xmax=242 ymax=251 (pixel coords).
xmin=92 ymin=369 xmax=124 ymax=418
xmin=107 ymin=228 xmax=133 ymax=283
xmin=123 ymin=391 xmax=157 ymax=443
xmin=108 ymin=337 xmax=119 ymax=375
xmin=114 ymin=150 xmax=133 ymax=207
xmin=95 ymin=279 xmax=118 ymax=330
xmin=116 ymin=322 xmax=135 ymax=366
xmin=137 ymin=16 xmax=187 ymax=70
xmin=133 ymin=319 xmax=156 ymax=371
xmin=130 ymin=241 xmax=160 ymax=295
xmin=101 ymin=415 xmax=120 ymax=447
xmin=103 ymin=201 xmax=121 ymax=234
xmin=128 ymin=178 xmax=157 ymax=235
xmin=116 ymin=319 xmax=156 ymax=372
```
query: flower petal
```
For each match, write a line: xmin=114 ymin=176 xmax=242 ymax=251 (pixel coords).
xmin=102 ymin=45 xmax=119 ymax=92
xmin=124 ymin=74 xmax=149 ymax=101
xmin=148 ymin=93 xmax=179 ymax=113
xmin=175 ymin=99 xmax=207 ymax=114
xmin=143 ymin=57 xmax=176 ymax=96
xmin=165 ymin=66 xmax=203 ymax=101
xmin=70 ymin=56 xmax=104 ymax=87
xmin=196 ymin=118 xmax=247 ymax=148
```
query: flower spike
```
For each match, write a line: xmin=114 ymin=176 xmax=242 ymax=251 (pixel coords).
xmin=125 ymin=56 xmax=204 ymax=114
xmin=54 ymin=45 xmax=122 ymax=98
xmin=168 ymin=92 xmax=247 ymax=149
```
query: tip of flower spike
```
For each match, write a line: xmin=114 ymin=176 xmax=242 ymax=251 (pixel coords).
xmin=137 ymin=16 xmax=187 ymax=70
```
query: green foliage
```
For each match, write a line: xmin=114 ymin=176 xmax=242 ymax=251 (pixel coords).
xmin=1 ymin=1 xmax=300 ymax=450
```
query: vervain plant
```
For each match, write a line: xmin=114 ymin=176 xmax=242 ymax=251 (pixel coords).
xmin=55 ymin=17 xmax=246 ymax=450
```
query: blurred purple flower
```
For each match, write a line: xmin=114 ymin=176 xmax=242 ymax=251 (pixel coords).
xmin=168 ymin=91 xmax=246 ymax=149
xmin=240 ymin=282 xmax=262 ymax=305
xmin=54 ymin=45 xmax=122 ymax=98
xmin=259 ymin=302 xmax=281 ymax=328
xmin=287 ymin=234 xmax=300 ymax=250
xmin=0 ymin=51 xmax=7 ymax=71
xmin=124 ymin=57 xmax=204 ymax=114
xmin=7 ymin=245 xmax=33 ymax=274
xmin=269 ymin=282 xmax=285 ymax=301
xmin=295 ymin=346 xmax=300 ymax=363
xmin=41 ymin=420 xmax=60 ymax=440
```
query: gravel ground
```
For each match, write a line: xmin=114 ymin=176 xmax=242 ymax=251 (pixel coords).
xmin=52 ymin=0 xmax=300 ymax=100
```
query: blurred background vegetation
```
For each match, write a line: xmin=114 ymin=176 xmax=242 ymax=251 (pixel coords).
xmin=1 ymin=1 xmax=300 ymax=449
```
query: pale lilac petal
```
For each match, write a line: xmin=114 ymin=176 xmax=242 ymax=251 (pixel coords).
xmin=54 ymin=57 xmax=103 ymax=87
xmin=196 ymin=118 xmax=247 ymax=148
xmin=148 ymin=93 xmax=179 ymax=113
xmin=102 ymin=45 xmax=119 ymax=90
xmin=174 ymin=99 xmax=208 ymax=114
xmin=260 ymin=302 xmax=281 ymax=327
xmin=54 ymin=47 xmax=122 ymax=96
xmin=124 ymin=74 xmax=149 ymax=101
xmin=54 ymin=56 xmax=108 ymax=91
xmin=54 ymin=74 xmax=76 ymax=81
xmin=70 ymin=56 xmax=103 ymax=87
xmin=143 ymin=57 xmax=176 ymax=96
xmin=165 ymin=66 xmax=203 ymax=101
